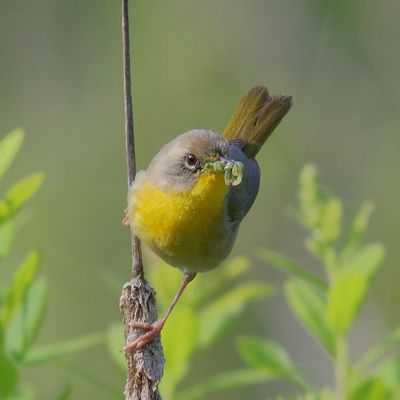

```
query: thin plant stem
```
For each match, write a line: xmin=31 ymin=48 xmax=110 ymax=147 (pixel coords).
xmin=122 ymin=0 xmax=144 ymax=280
xmin=120 ymin=1 xmax=165 ymax=398
xmin=335 ymin=337 xmax=348 ymax=400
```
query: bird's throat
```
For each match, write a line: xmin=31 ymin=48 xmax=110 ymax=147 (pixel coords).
xmin=129 ymin=171 xmax=229 ymax=269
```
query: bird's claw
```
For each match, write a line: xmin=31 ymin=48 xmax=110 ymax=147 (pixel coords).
xmin=122 ymin=208 xmax=130 ymax=228
xmin=123 ymin=320 xmax=164 ymax=352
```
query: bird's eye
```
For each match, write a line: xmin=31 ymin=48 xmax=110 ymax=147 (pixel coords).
xmin=185 ymin=153 xmax=198 ymax=169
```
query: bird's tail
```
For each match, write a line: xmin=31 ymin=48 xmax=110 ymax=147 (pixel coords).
xmin=222 ymin=86 xmax=292 ymax=158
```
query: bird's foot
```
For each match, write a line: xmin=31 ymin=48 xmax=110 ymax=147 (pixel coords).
xmin=122 ymin=208 xmax=130 ymax=228
xmin=123 ymin=320 xmax=164 ymax=351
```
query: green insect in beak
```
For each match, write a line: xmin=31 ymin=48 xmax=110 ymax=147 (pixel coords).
xmin=204 ymin=159 xmax=244 ymax=186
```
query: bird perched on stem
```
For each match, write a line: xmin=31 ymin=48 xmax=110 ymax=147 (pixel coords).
xmin=124 ymin=86 xmax=292 ymax=350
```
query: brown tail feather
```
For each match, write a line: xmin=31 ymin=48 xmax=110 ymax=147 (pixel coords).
xmin=223 ymin=86 xmax=292 ymax=158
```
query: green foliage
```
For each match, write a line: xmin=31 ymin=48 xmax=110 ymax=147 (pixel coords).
xmin=1 ymin=251 xmax=40 ymax=326
xmin=54 ymin=384 xmax=72 ymax=400
xmin=0 ymin=173 xmax=44 ymax=226
xmin=23 ymin=332 xmax=105 ymax=366
xmin=156 ymin=258 xmax=273 ymax=399
xmin=254 ymin=164 xmax=400 ymax=399
xmin=0 ymin=221 xmax=14 ymax=261
xmin=176 ymin=368 xmax=270 ymax=400
xmin=2 ymin=129 xmax=393 ymax=400
xmin=0 ymin=129 xmax=24 ymax=181
xmin=348 ymin=377 xmax=391 ymax=400
xmin=325 ymin=244 xmax=384 ymax=337
xmin=0 ymin=129 xmax=109 ymax=400
xmin=285 ymin=280 xmax=336 ymax=356
xmin=237 ymin=337 xmax=306 ymax=388
xmin=260 ymin=249 xmax=327 ymax=290
xmin=104 ymin=163 xmax=396 ymax=400
xmin=197 ymin=282 xmax=271 ymax=348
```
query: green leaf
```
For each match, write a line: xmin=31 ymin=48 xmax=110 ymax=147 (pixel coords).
xmin=106 ymin=322 xmax=126 ymax=370
xmin=0 ymin=221 xmax=14 ymax=261
xmin=297 ymin=164 xmax=325 ymax=228
xmin=326 ymin=272 xmax=367 ymax=337
xmin=189 ymin=256 xmax=251 ymax=307
xmin=198 ymin=282 xmax=273 ymax=348
xmin=285 ymin=280 xmax=336 ymax=356
xmin=160 ymin=306 xmax=198 ymax=399
xmin=342 ymin=202 xmax=374 ymax=258
xmin=326 ymin=244 xmax=385 ymax=337
xmin=5 ymin=385 xmax=35 ymax=400
xmin=0 ymin=173 xmax=44 ymax=225
xmin=356 ymin=326 xmax=400 ymax=371
xmin=219 ymin=256 xmax=250 ymax=279
xmin=348 ymin=377 xmax=391 ymax=400
xmin=1 ymin=251 xmax=40 ymax=325
xmin=344 ymin=243 xmax=385 ymax=274
xmin=19 ymin=278 xmax=47 ymax=357
xmin=0 ymin=129 xmax=24 ymax=182
xmin=375 ymin=358 xmax=400 ymax=391
xmin=54 ymin=383 xmax=72 ymax=400
xmin=0 ymin=328 xmax=17 ymax=396
xmin=295 ymin=165 xmax=342 ymax=270
xmin=259 ymin=249 xmax=327 ymax=290
xmin=0 ymin=286 xmax=4 ymax=307
xmin=0 ymin=323 xmax=4 ymax=349
xmin=23 ymin=332 xmax=105 ymax=365
xmin=5 ymin=278 xmax=47 ymax=361
xmin=0 ymin=352 xmax=18 ymax=396
xmin=5 ymin=308 xmax=24 ymax=362
xmin=176 ymin=368 xmax=272 ymax=400
xmin=237 ymin=336 xmax=305 ymax=387
xmin=320 ymin=197 xmax=342 ymax=244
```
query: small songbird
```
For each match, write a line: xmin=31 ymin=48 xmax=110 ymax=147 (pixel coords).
xmin=124 ymin=86 xmax=292 ymax=350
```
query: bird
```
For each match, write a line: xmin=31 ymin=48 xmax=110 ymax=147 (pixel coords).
xmin=123 ymin=86 xmax=292 ymax=351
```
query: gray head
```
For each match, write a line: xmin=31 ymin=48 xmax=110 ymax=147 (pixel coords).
xmin=145 ymin=129 xmax=230 ymax=191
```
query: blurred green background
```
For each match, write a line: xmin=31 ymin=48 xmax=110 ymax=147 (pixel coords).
xmin=1 ymin=0 xmax=399 ymax=398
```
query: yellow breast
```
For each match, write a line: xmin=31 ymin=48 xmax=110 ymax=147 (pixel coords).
xmin=128 ymin=172 xmax=229 ymax=271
